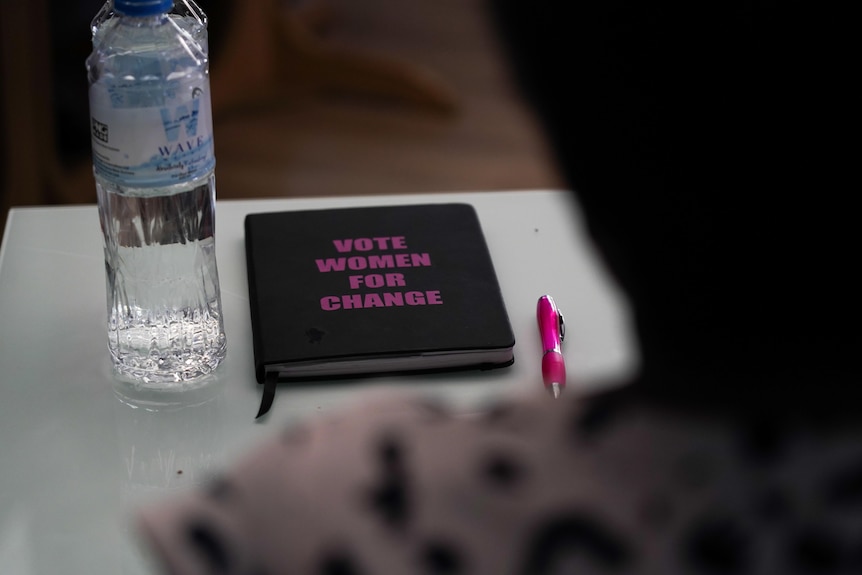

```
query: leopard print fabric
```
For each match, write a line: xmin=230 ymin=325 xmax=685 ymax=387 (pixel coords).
xmin=137 ymin=387 xmax=862 ymax=574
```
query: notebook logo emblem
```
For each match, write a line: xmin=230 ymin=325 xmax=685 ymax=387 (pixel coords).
xmin=306 ymin=327 xmax=326 ymax=344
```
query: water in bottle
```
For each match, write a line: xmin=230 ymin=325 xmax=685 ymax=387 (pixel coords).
xmin=87 ymin=0 xmax=226 ymax=387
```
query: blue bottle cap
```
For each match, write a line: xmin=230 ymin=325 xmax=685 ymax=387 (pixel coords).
xmin=113 ymin=0 xmax=173 ymax=16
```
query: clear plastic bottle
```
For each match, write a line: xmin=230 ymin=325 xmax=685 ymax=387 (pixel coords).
xmin=87 ymin=0 xmax=226 ymax=387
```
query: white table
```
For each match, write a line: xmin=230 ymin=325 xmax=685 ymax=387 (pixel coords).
xmin=0 ymin=190 xmax=638 ymax=573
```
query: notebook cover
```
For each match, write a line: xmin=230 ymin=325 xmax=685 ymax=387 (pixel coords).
xmin=244 ymin=203 xmax=515 ymax=383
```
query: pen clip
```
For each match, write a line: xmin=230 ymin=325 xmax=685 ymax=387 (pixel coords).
xmin=557 ymin=310 xmax=565 ymax=343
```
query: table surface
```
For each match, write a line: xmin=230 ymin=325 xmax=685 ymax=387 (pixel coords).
xmin=0 ymin=189 xmax=638 ymax=573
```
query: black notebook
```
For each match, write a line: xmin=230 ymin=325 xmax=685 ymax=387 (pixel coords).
xmin=244 ymin=203 xmax=515 ymax=390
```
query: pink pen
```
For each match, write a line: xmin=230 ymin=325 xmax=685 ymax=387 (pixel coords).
xmin=537 ymin=295 xmax=566 ymax=398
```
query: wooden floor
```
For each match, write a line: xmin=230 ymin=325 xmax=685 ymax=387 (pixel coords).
xmin=212 ymin=0 xmax=563 ymax=201
xmin=0 ymin=0 xmax=563 ymax=239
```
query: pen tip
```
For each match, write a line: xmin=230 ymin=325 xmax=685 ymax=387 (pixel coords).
xmin=550 ymin=382 xmax=562 ymax=399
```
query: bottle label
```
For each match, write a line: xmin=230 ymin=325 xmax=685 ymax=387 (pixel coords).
xmin=89 ymin=78 xmax=215 ymax=187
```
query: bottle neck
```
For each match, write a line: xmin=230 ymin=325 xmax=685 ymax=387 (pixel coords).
xmin=117 ymin=12 xmax=170 ymax=28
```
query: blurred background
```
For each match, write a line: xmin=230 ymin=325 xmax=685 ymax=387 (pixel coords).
xmin=0 ymin=0 xmax=563 ymax=239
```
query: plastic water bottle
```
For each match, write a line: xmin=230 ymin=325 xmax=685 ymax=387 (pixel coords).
xmin=87 ymin=0 xmax=226 ymax=387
